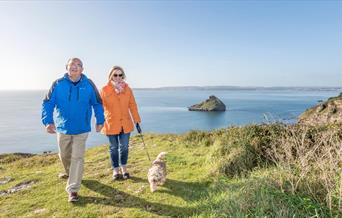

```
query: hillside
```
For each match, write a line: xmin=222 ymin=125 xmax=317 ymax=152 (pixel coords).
xmin=0 ymin=124 xmax=341 ymax=217
xmin=299 ymin=92 xmax=342 ymax=125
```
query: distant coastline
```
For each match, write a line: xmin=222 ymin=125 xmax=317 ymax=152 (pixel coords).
xmin=1 ymin=86 xmax=342 ymax=92
xmin=133 ymin=86 xmax=342 ymax=91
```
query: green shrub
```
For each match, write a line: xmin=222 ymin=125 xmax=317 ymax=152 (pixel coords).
xmin=208 ymin=123 xmax=341 ymax=212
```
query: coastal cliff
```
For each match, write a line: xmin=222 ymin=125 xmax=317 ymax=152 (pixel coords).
xmin=298 ymin=92 xmax=342 ymax=125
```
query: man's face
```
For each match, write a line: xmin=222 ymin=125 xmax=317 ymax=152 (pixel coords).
xmin=67 ymin=59 xmax=83 ymax=78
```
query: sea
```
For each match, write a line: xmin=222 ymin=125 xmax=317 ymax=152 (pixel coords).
xmin=0 ymin=88 xmax=340 ymax=154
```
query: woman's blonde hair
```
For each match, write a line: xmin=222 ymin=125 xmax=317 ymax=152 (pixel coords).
xmin=108 ymin=66 xmax=126 ymax=81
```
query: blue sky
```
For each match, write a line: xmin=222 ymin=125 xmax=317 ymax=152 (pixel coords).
xmin=0 ymin=1 xmax=341 ymax=90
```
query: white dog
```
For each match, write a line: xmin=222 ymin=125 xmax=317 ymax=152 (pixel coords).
xmin=147 ymin=152 xmax=167 ymax=192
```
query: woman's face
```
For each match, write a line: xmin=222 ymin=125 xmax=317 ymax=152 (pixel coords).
xmin=112 ymin=70 xmax=124 ymax=82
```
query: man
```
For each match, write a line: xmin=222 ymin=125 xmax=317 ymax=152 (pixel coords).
xmin=42 ymin=58 xmax=104 ymax=202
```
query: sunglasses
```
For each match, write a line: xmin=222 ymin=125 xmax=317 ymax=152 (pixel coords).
xmin=113 ymin=74 xmax=123 ymax=77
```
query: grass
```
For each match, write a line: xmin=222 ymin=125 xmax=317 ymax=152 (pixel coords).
xmin=0 ymin=134 xmax=212 ymax=217
xmin=0 ymin=125 xmax=341 ymax=217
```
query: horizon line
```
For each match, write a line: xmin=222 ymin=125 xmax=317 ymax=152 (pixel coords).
xmin=1 ymin=85 xmax=342 ymax=91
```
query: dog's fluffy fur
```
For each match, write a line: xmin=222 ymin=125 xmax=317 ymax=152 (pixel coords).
xmin=147 ymin=152 xmax=167 ymax=192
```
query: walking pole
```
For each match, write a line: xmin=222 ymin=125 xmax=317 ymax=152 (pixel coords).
xmin=138 ymin=132 xmax=151 ymax=162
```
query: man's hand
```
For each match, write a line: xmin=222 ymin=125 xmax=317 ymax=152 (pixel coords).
xmin=46 ymin=124 xmax=56 ymax=134
xmin=96 ymin=124 xmax=103 ymax=132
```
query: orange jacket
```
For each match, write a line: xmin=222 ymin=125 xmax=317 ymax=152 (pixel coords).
xmin=100 ymin=82 xmax=141 ymax=135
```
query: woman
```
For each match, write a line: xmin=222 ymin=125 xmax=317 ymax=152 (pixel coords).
xmin=100 ymin=66 xmax=141 ymax=180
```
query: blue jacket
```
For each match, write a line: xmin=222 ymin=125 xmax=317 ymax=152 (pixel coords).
xmin=42 ymin=73 xmax=105 ymax=134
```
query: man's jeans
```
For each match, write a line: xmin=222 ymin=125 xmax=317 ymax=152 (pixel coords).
xmin=107 ymin=132 xmax=131 ymax=169
xmin=57 ymin=132 xmax=88 ymax=193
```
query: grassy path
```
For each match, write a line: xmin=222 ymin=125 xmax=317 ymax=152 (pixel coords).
xmin=0 ymin=134 xmax=215 ymax=217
